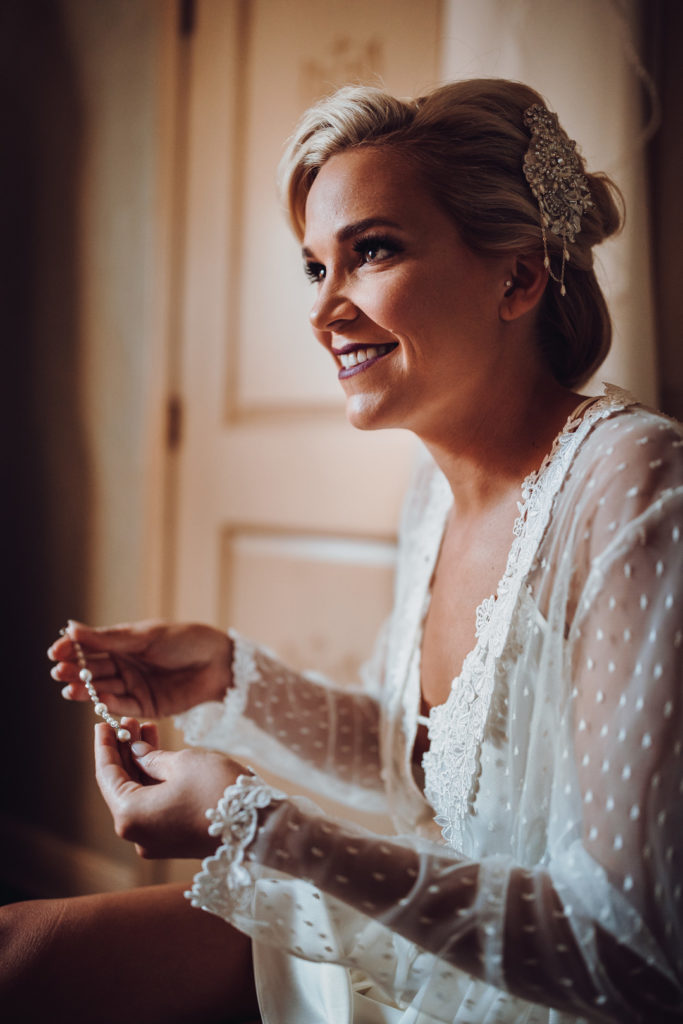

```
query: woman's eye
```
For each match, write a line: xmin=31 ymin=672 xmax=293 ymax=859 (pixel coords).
xmin=304 ymin=261 xmax=325 ymax=283
xmin=354 ymin=235 xmax=401 ymax=265
xmin=363 ymin=245 xmax=387 ymax=262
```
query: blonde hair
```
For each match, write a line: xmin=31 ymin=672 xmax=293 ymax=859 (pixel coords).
xmin=279 ymin=79 xmax=623 ymax=388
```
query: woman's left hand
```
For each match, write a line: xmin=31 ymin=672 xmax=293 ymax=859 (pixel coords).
xmin=94 ymin=720 xmax=246 ymax=859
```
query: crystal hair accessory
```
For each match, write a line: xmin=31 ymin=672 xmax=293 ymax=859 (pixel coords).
xmin=69 ymin=633 xmax=132 ymax=743
xmin=522 ymin=103 xmax=593 ymax=297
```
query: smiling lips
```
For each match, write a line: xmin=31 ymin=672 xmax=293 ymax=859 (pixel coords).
xmin=334 ymin=342 xmax=398 ymax=378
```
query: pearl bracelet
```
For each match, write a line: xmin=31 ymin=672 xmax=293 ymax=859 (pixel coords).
xmin=72 ymin=637 xmax=132 ymax=743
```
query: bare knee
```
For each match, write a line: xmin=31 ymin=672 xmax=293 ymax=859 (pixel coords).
xmin=0 ymin=885 xmax=258 ymax=1023
xmin=0 ymin=896 xmax=68 ymax=992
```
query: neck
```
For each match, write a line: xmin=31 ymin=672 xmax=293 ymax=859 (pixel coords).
xmin=421 ymin=372 xmax=585 ymax=516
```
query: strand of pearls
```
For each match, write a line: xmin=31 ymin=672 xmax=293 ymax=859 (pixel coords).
xmin=72 ymin=637 xmax=132 ymax=743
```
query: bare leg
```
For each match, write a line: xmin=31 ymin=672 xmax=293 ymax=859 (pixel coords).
xmin=0 ymin=882 xmax=259 ymax=1024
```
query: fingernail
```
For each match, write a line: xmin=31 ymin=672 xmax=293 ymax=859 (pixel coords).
xmin=50 ymin=666 xmax=61 ymax=680
xmin=131 ymin=741 xmax=151 ymax=757
xmin=61 ymin=685 xmax=72 ymax=699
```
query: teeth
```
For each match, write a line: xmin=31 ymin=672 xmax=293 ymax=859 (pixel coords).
xmin=338 ymin=344 xmax=392 ymax=369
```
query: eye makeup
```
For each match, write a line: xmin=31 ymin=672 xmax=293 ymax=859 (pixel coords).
xmin=303 ymin=231 xmax=404 ymax=282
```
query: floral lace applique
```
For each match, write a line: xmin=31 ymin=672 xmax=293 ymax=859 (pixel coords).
xmin=422 ymin=387 xmax=636 ymax=850
xmin=186 ymin=774 xmax=285 ymax=918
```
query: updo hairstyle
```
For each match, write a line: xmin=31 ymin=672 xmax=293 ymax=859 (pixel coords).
xmin=278 ymin=78 xmax=623 ymax=389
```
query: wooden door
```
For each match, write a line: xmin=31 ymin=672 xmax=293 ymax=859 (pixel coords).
xmin=170 ymin=0 xmax=440 ymax=694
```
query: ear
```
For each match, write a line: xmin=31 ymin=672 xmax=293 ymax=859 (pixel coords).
xmin=499 ymin=253 xmax=548 ymax=322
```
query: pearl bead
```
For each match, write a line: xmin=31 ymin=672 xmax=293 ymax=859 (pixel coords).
xmin=72 ymin=638 xmax=131 ymax=743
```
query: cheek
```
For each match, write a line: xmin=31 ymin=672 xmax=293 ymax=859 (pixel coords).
xmin=363 ymin=274 xmax=421 ymax=330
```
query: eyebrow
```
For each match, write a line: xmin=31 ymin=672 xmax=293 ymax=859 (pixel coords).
xmin=302 ymin=217 xmax=403 ymax=258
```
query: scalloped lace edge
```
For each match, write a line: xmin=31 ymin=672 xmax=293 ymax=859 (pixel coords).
xmin=174 ymin=629 xmax=257 ymax=748
xmin=185 ymin=774 xmax=285 ymax=917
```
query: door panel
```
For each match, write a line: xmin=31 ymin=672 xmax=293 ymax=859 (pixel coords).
xmin=220 ymin=530 xmax=396 ymax=683
xmin=172 ymin=0 xmax=440 ymax=680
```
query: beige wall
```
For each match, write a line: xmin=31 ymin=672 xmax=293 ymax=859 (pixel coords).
xmin=1 ymin=0 xmax=173 ymax=894
xmin=60 ymin=0 xmax=173 ymax=626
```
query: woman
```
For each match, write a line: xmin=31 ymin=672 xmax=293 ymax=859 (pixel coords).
xmin=6 ymin=79 xmax=682 ymax=1023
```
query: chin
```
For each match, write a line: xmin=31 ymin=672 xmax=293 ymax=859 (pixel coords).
xmin=344 ymin=393 xmax=396 ymax=432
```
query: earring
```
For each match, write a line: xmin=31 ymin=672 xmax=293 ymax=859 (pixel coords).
xmin=504 ymin=279 xmax=514 ymax=296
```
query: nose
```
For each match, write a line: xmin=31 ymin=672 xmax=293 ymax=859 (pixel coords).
xmin=309 ymin=276 xmax=358 ymax=334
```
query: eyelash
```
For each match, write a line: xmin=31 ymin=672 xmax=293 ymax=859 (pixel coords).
xmin=304 ymin=261 xmax=325 ymax=283
xmin=303 ymin=234 xmax=403 ymax=283
xmin=352 ymin=233 xmax=402 ymax=264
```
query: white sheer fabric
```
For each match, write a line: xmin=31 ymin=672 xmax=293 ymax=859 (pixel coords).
xmin=180 ymin=386 xmax=683 ymax=1023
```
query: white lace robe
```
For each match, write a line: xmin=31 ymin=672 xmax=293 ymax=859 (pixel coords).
xmin=180 ymin=387 xmax=683 ymax=1023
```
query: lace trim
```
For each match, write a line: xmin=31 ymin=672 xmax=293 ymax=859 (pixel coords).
xmin=423 ymin=386 xmax=636 ymax=850
xmin=226 ymin=628 xmax=258 ymax=722
xmin=186 ymin=773 xmax=285 ymax=918
xmin=174 ymin=629 xmax=256 ymax=748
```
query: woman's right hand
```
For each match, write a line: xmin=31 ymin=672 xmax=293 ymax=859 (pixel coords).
xmin=47 ymin=620 xmax=232 ymax=720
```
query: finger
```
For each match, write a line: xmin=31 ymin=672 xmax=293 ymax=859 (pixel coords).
xmin=129 ymin=743 xmax=175 ymax=783
xmin=55 ymin=671 xmax=131 ymax=707
xmin=61 ymin=689 xmax=145 ymax=720
xmin=48 ymin=635 xmax=103 ymax=662
xmin=55 ymin=661 xmax=107 ymax=703
xmin=58 ymin=682 xmax=139 ymax=713
xmin=121 ymin=716 xmax=141 ymax=744
xmin=67 ymin=619 xmax=163 ymax=655
xmin=124 ymin=721 xmax=160 ymax=786
xmin=47 ymin=635 xmax=71 ymax=662
xmin=118 ymin=717 xmax=145 ymax=779
xmin=140 ymin=721 xmax=160 ymax=747
xmin=94 ymin=723 xmax=143 ymax=810
xmin=47 ymin=622 xmax=138 ymax=662
xmin=59 ymin=682 xmax=84 ymax=702
xmin=52 ymin=664 xmax=126 ymax=706
xmin=53 ymin=653 xmax=143 ymax=715
xmin=51 ymin=654 xmax=119 ymax=682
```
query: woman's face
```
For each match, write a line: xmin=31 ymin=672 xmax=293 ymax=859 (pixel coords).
xmin=302 ymin=146 xmax=511 ymax=441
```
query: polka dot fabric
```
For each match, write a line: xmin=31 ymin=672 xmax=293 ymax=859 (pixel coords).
xmin=182 ymin=389 xmax=683 ymax=1023
xmin=177 ymin=630 xmax=388 ymax=814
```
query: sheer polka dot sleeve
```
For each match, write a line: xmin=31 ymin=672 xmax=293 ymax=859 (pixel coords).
xmin=561 ymin=428 xmax=683 ymax=998
xmin=189 ymin=768 xmax=682 ymax=1021
xmin=175 ymin=628 xmax=388 ymax=811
